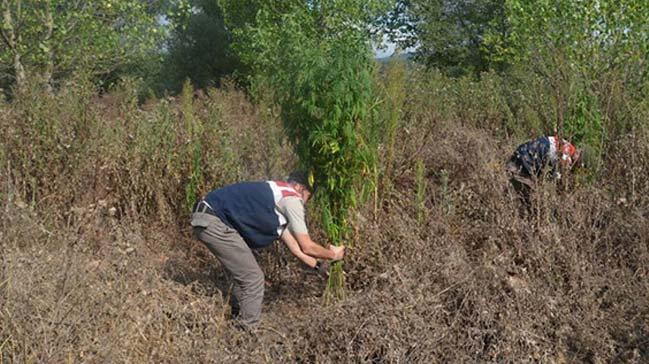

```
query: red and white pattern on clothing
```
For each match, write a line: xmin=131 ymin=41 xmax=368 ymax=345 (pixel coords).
xmin=267 ymin=181 xmax=303 ymax=236
xmin=549 ymin=136 xmax=577 ymax=166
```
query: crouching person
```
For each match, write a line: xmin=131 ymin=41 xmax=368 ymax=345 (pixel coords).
xmin=190 ymin=171 xmax=344 ymax=329
xmin=506 ymin=135 xmax=582 ymax=205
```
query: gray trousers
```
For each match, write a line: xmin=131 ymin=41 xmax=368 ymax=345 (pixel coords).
xmin=191 ymin=212 xmax=264 ymax=328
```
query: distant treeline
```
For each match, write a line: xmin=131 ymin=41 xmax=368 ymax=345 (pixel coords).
xmin=2 ymin=1 xmax=646 ymax=95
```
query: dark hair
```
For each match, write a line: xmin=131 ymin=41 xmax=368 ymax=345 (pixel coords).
xmin=288 ymin=170 xmax=315 ymax=192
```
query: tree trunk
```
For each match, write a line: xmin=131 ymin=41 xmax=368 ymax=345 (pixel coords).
xmin=1 ymin=0 xmax=27 ymax=91
xmin=42 ymin=0 xmax=54 ymax=92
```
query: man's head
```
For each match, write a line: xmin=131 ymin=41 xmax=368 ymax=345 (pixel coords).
xmin=287 ymin=170 xmax=315 ymax=202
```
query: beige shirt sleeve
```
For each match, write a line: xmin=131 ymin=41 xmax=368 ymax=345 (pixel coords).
xmin=276 ymin=196 xmax=308 ymax=235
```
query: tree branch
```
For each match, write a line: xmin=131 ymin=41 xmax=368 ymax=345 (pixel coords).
xmin=0 ymin=27 xmax=13 ymax=50
xmin=1 ymin=0 xmax=15 ymax=50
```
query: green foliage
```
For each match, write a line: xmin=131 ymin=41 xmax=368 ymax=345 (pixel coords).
xmin=498 ymin=0 xmax=649 ymax=76
xmin=388 ymin=0 xmax=507 ymax=76
xmin=484 ymin=0 xmax=649 ymax=173
xmin=564 ymin=87 xmax=605 ymax=173
xmin=222 ymin=0 xmax=390 ymax=299
xmin=159 ymin=0 xmax=240 ymax=93
xmin=403 ymin=67 xmax=515 ymax=137
xmin=0 ymin=0 xmax=165 ymax=91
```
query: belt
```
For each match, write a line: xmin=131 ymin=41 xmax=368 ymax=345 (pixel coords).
xmin=192 ymin=200 xmax=216 ymax=216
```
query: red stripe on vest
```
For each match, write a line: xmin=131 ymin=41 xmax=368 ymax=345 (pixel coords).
xmin=563 ymin=143 xmax=576 ymax=157
xmin=554 ymin=136 xmax=576 ymax=158
xmin=281 ymin=190 xmax=301 ymax=198
xmin=273 ymin=181 xmax=301 ymax=199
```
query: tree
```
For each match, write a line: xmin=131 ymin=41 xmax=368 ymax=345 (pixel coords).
xmin=496 ymin=0 xmax=649 ymax=82
xmin=384 ymin=0 xmax=507 ymax=76
xmin=0 ymin=0 xmax=165 ymax=92
xmin=160 ymin=0 xmax=240 ymax=92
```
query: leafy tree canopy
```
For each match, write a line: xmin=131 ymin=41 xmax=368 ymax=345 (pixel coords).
xmin=381 ymin=0 xmax=507 ymax=76
xmin=159 ymin=0 xmax=240 ymax=92
xmin=0 ymin=0 xmax=166 ymax=91
xmin=491 ymin=0 xmax=649 ymax=82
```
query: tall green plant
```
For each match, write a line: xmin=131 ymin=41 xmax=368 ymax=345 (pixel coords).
xmin=223 ymin=0 xmax=389 ymax=300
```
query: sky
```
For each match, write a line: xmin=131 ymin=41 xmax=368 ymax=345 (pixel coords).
xmin=373 ymin=31 xmax=418 ymax=59
xmin=374 ymin=41 xmax=398 ymax=58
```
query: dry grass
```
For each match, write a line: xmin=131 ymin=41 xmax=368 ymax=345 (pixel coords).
xmin=1 ymin=76 xmax=648 ymax=363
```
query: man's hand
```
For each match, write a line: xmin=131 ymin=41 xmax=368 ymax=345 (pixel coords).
xmin=329 ymin=244 xmax=345 ymax=260
xmin=314 ymin=261 xmax=330 ymax=278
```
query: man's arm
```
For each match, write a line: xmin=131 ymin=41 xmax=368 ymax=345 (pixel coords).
xmin=280 ymin=229 xmax=344 ymax=263
xmin=277 ymin=197 xmax=345 ymax=260
xmin=293 ymin=232 xmax=344 ymax=260
xmin=280 ymin=229 xmax=318 ymax=268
